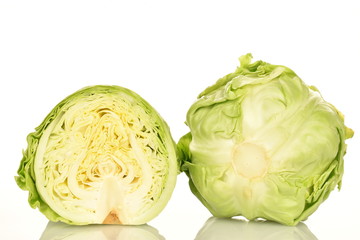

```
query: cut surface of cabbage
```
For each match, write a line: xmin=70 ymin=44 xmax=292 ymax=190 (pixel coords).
xmin=16 ymin=86 xmax=177 ymax=225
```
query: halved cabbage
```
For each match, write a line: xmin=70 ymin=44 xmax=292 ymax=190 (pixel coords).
xmin=178 ymin=54 xmax=353 ymax=226
xmin=16 ymin=85 xmax=177 ymax=225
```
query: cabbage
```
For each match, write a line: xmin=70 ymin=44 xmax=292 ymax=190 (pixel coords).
xmin=16 ymin=85 xmax=177 ymax=225
xmin=178 ymin=54 xmax=353 ymax=226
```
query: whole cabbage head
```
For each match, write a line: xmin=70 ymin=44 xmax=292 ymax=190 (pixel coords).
xmin=16 ymin=85 xmax=178 ymax=225
xmin=178 ymin=54 xmax=353 ymax=226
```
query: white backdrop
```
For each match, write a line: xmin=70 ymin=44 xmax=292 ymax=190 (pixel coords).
xmin=1 ymin=0 xmax=359 ymax=239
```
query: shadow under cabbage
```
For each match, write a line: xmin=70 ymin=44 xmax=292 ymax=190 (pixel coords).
xmin=40 ymin=221 xmax=165 ymax=240
xmin=195 ymin=217 xmax=318 ymax=240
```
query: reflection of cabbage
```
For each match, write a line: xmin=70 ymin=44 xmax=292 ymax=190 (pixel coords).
xmin=195 ymin=217 xmax=318 ymax=240
xmin=178 ymin=54 xmax=353 ymax=225
xmin=40 ymin=221 xmax=165 ymax=240
xmin=16 ymin=85 xmax=177 ymax=225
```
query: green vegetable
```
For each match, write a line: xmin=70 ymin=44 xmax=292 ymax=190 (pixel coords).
xmin=178 ymin=54 xmax=353 ymax=226
xmin=16 ymin=85 xmax=177 ymax=225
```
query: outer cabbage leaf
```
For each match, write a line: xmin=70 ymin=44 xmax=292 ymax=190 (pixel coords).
xmin=16 ymin=85 xmax=177 ymax=225
xmin=178 ymin=54 xmax=353 ymax=226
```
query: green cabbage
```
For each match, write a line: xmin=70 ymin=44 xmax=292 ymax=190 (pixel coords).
xmin=178 ymin=54 xmax=353 ymax=226
xmin=16 ymin=85 xmax=177 ymax=225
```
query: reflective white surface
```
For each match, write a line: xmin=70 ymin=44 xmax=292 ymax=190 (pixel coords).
xmin=38 ymin=217 xmax=318 ymax=240
xmin=40 ymin=222 xmax=165 ymax=240
xmin=1 ymin=0 xmax=359 ymax=239
xmin=195 ymin=218 xmax=317 ymax=240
